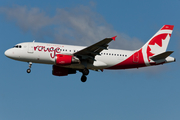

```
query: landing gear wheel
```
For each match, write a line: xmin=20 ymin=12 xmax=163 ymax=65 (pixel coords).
xmin=27 ymin=68 xmax=31 ymax=73
xmin=82 ymin=68 xmax=89 ymax=76
xmin=81 ymin=75 xmax=87 ymax=82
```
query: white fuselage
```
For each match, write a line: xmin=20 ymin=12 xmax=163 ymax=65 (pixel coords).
xmin=5 ymin=42 xmax=135 ymax=70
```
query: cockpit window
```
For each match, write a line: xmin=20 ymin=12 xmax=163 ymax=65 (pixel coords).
xmin=14 ymin=45 xmax=18 ymax=48
xmin=14 ymin=45 xmax=22 ymax=48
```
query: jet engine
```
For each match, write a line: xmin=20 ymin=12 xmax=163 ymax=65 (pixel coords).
xmin=55 ymin=54 xmax=80 ymax=66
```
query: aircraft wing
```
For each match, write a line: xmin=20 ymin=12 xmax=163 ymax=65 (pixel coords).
xmin=73 ymin=36 xmax=116 ymax=61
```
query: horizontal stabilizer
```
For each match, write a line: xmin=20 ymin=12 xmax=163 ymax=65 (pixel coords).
xmin=150 ymin=51 xmax=174 ymax=61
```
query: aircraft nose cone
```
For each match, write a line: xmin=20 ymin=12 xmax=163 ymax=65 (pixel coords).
xmin=5 ymin=49 xmax=10 ymax=57
xmin=4 ymin=49 xmax=13 ymax=58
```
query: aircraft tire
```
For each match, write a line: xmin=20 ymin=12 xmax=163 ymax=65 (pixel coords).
xmin=27 ymin=69 xmax=31 ymax=73
xmin=81 ymin=75 xmax=87 ymax=82
xmin=82 ymin=68 xmax=89 ymax=76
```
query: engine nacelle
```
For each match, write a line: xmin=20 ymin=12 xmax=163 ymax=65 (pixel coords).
xmin=52 ymin=65 xmax=76 ymax=76
xmin=55 ymin=54 xmax=80 ymax=66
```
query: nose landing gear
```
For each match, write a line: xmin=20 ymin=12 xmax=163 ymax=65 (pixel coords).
xmin=27 ymin=62 xmax=32 ymax=73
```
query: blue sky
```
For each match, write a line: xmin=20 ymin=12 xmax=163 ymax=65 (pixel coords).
xmin=0 ymin=0 xmax=180 ymax=120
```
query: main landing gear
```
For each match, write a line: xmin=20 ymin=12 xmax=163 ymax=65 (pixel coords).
xmin=27 ymin=62 xmax=32 ymax=73
xmin=80 ymin=68 xmax=89 ymax=82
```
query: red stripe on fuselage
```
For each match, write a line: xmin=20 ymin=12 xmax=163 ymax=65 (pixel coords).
xmin=106 ymin=49 xmax=146 ymax=69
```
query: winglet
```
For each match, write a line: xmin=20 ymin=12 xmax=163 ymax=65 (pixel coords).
xmin=112 ymin=36 xmax=117 ymax=41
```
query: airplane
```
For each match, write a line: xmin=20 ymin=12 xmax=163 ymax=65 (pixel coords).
xmin=4 ymin=25 xmax=175 ymax=82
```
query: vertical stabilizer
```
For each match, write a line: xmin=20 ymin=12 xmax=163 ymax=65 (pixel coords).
xmin=141 ymin=25 xmax=174 ymax=65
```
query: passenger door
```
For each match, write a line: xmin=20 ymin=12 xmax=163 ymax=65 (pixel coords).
xmin=27 ymin=41 xmax=34 ymax=53
xmin=133 ymin=51 xmax=139 ymax=63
